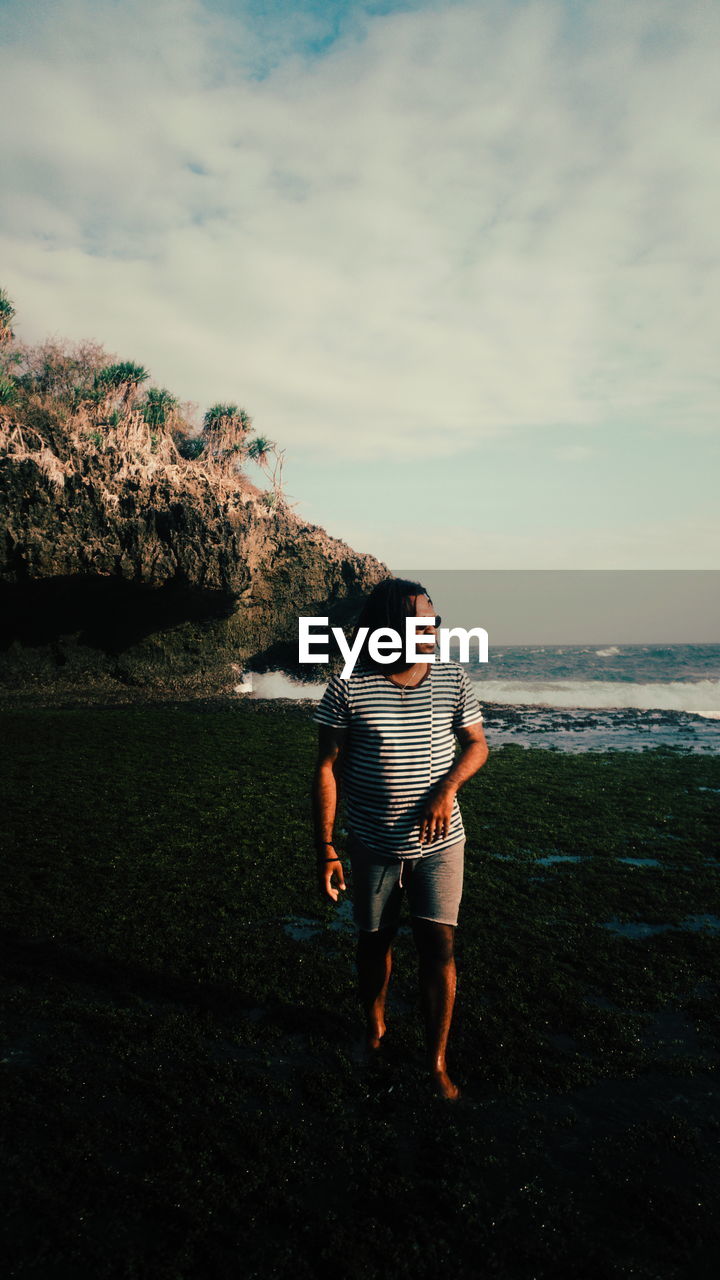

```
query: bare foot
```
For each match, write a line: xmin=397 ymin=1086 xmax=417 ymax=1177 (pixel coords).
xmin=431 ymin=1068 xmax=461 ymax=1101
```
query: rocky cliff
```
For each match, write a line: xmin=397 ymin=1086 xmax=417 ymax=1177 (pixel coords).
xmin=0 ymin=401 xmax=388 ymax=702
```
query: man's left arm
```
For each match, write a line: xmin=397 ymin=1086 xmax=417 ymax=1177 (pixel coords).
xmin=419 ymin=723 xmax=489 ymax=845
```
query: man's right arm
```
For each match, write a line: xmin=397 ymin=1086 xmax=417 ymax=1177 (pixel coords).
xmin=312 ymin=725 xmax=348 ymax=903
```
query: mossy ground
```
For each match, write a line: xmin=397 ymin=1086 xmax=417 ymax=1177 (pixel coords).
xmin=1 ymin=701 xmax=719 ymax=1279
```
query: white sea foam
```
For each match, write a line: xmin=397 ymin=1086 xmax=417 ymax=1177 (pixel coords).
xmin=245 ymin=671 xmax=319 ymax=700
xmin=595 ymin=645 xmax=622 ymax=657
xmin=469 ymin=678 xmax=720 ymax=718
xmin=232 ymin=676 xmax=254 ymax=694
xmin=240 ymin=670 xmax=720 ymax=718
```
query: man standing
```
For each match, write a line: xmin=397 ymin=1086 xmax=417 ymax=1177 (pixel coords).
xmin=311 ymin=578 xmax=488 ymax=1101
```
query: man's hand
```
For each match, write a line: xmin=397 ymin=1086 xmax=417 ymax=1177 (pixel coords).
xmin=419 ymin=725 xmax=488 ymax=844
xmin=419 ymin=783 xmax=457 ymax=844
xmin=318 ymin=852 xmax=347 ymax=903
xmin=313 ymin=727 xmax=347 ymax=903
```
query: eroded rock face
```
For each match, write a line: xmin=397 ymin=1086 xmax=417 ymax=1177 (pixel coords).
xmin=0 ymin=407 xmax=388 ymax=698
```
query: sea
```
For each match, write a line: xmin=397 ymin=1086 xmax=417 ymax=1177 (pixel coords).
xmin=244 ymin=643 xmax=720 ymax=754
xmin=461 ymin=642 xmax=720 ymax=753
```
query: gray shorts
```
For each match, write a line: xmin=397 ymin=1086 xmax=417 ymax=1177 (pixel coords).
xmin=347 ymin=831 xmax=465 ymax=932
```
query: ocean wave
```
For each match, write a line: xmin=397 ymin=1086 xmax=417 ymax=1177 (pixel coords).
xmin=242 ymin=672 xmax=720 ymax=718
xmin=242 ymin=672 xmax=314 ymax=700
xmin=469 ymin=678 xmax=720 ymax=717
xmin=595 ymin=645 xmax=622 ymax=657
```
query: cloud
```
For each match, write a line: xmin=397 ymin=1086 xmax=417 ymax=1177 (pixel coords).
xmin=1 ymin=0 xmax=718 ymax=463
xmin=553 ymin=444 xmax=595 ymax=463
xmin=349 ymin=512 xmax=720 ymax=570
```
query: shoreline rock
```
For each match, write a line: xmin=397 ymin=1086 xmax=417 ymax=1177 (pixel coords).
xmin=1 ymin=401 xmax=389 ymax=693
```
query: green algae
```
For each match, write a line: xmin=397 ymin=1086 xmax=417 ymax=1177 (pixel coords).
xmin=1 ymin=701 xmax=719 ymax=1278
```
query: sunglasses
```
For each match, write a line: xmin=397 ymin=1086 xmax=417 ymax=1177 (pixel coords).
xmin=415 ymin=615 xmax=442 ymax=631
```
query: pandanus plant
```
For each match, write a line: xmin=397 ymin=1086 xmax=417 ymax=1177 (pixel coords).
xmin=0 ymin=288 xmax=15 ymax=345
xmin=141 ymin=387 xmax=179 ymax=429
xmin=93 ymin=361 xmax=150 ymax=408
xmin=0 ymin=289 xmax=18 ymax=403
xmin=202 ymin=403 xmax=252 ymax=434
xmin=246 ymin=434 xmax=286 ymax=503
xmin=0 ymin=373 xmax=17 ymax=405
xmin=201 ymin=403 xmax=253 ymax=463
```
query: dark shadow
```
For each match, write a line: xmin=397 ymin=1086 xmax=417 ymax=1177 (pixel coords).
xmin=0 ymin=576 xmax=237 ymax=655
xmin=0 ymin=926 xmax=350 ymax=1037
xmin=247 ymin=589 xmax=373 ymax=680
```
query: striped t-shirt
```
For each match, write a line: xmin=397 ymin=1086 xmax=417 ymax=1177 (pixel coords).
xmin=312 ymin=660 xmax=484 ymax=859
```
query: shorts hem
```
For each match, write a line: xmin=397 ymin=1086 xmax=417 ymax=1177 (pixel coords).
xmin=411 ymin=913 xmax=459 ymax=927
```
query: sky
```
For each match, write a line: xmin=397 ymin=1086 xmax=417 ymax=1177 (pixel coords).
xmin=1 ymin=0 xmax=719 ymax=571
xmin=391 ymin=570 xmax=720 ymax=643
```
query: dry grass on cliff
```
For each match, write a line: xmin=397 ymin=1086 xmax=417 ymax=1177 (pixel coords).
xmin=0 ymin=398 xmax=267 ymax=516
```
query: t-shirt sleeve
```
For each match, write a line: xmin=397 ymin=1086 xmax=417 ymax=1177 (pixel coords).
xmin=312 ymin=673 xmax=351 ymax=728
xmin=452 ymin=668 xmax=484 ymax=730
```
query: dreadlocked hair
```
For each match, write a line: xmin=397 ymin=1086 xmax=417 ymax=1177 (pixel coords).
xmin=349 ymin=577 xmax=432 ymax=674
